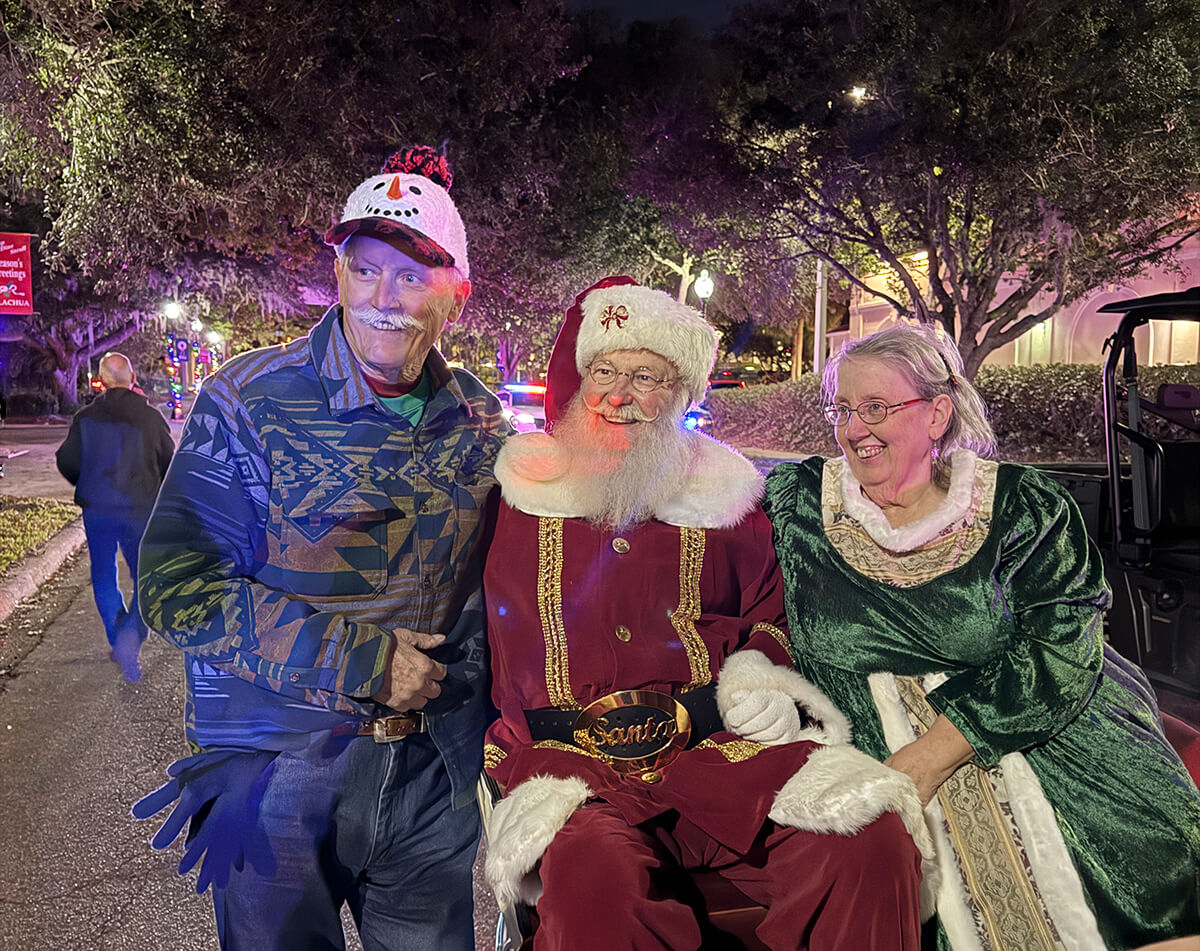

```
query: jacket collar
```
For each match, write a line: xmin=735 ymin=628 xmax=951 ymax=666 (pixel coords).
xmin=311 ymin=304 xmax=470 ymax=417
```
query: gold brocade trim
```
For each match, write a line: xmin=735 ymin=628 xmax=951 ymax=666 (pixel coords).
xmin=750 ymin=621 xmax=789 ymax=652
xmin=537 ymin=517 xmax=575 ymax=708
xmin=894 ymin=676 xmax=1063 ymax=950
xmin=483 ymin=744 xmax=507 ymax=771
xmin=531 ymin=739 xmax=601 ymax=760
xmin=672 ymin=527 xmax=711 ymax=688
xmin=822 ymin=458 xmax=998 ymax=588
xmin=693 ymin=737 xmax=765 ymax=763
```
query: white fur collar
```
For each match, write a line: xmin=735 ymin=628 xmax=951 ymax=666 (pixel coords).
xmin=495 ymin=429 xmax=764 ymax=529
xmin=836 ymin=449 xmax=978 ymax=552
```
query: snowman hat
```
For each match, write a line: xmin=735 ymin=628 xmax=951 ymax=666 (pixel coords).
xmin=324 ymin=145 xmax=469 ymax=279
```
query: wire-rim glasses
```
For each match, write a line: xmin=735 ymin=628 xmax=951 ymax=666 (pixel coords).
xmin=586 ymin=361 xmax=676 ymax=393
xmin=823 ymin=397 xmax=930 ymax=426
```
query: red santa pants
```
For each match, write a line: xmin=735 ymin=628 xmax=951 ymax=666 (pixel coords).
xmin=534 ymin=801 xmax=922 ymax=951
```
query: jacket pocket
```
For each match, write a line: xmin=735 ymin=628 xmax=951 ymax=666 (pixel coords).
xmin=275 ymin=490 xmax=391 ymax=599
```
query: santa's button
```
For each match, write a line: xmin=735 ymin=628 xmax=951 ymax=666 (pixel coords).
xmin=612 ymin=537 xmax=630 ymax=554
xmin=640 ymin=771 xmax=662 ymax=784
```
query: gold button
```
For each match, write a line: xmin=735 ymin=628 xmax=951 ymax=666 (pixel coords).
xmin=612 ymin=537 xmax=630 ymax=554
xmin=641 ymin=770 xmax=662 ymax=784
xmin=615 ymin=624 xmax=632 ymax=642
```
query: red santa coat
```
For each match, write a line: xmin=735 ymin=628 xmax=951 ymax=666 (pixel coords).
xmin=483 ymin=430 xmax=824 ymax=854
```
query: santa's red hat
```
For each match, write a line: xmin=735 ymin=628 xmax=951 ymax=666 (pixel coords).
xmin=544 ymin=276 xmax=718 ymax=428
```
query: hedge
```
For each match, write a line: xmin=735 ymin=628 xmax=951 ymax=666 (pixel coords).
xmin=707 ymin=363 xmax=1200 ymax=463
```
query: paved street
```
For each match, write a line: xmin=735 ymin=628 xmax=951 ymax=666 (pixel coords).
xmin=0 ymin=551 xmax=220 ymax=950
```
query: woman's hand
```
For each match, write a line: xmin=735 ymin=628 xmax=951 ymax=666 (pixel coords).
xmin=883 ymin=714 xmax=975 ymax=807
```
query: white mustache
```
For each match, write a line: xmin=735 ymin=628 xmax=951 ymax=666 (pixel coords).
xmin=349 ymin=304 xmax=422 ymax=331
xmin=585 ymin=401 xmax=659 ymax=423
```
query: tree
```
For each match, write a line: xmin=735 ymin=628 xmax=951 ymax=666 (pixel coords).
xmin=721 ymin=0 xmax=1200 ymax=376
xmin=0 ymin=0 xmax=582 ymax=395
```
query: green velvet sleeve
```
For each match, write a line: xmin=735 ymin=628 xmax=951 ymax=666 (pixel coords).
xmin=927 ymin=466 xmax=1112 ymax=767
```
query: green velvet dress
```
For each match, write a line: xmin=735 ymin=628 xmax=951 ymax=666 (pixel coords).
xmin=764 ymin=455 xmax=1200 ymax=950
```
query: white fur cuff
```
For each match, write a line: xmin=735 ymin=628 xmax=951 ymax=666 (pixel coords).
xmin=483 ymin=775 xmax=591 ymax=909
xmin=717 ymin=650 xmax=853 ymax=746
xmin=769 ymin=744 xmax=939 ymax=920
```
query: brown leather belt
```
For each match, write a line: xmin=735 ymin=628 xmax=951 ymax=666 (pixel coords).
xmin=344 ymin=712 xmax=426 ymax=743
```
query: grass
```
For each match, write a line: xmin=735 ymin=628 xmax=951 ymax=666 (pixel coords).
xmin=0 ymin=496 xmax=81 ymax=575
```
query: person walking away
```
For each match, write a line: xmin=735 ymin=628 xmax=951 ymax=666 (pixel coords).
xmin=55 ymin=351 xmax=174 ymax=682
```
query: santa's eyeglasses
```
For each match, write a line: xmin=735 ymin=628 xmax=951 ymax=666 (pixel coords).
xmin=586 ymin=361 xmax=676 ymax=393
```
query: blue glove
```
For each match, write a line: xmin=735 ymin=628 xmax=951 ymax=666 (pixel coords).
xmin=131 ymin=749 xmax=279 ymax=894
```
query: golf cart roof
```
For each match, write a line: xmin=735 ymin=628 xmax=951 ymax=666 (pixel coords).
xmin=1097 ymin=286 xmax=1200 ymax=322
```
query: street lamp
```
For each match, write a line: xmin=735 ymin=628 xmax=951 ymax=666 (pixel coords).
xmin=695 ymin=269 xmax=714 ymax=317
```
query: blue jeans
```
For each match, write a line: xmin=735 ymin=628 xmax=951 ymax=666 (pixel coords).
xmin=82 ymin=511 xmax=149 ymax=647
xmin=212 ymin=733 xmax=479 ymax=951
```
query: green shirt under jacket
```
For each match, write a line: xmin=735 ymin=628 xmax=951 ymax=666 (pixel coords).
xmin=764 ymin=456 xmax=1200 ymax=950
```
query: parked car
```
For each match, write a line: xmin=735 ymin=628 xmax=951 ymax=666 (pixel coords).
xmin=683 ymin=401 xmax=713 ymax=433
xmin=497 ymin=388 xmax=543 ymax=433
xmin=497 ymin=381 xmax=546 ymax=407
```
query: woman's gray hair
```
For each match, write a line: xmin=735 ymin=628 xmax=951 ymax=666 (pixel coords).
xmin=822 ymin=323 xmax=997 ymax=482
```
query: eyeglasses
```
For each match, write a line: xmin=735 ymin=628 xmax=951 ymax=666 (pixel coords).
xmin=823 ymin=397 xmax=930 ymax=426
xmin=586 ymin=362 xmax=676 ymax=393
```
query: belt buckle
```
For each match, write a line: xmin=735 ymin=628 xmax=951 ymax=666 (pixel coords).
xmin=372 ymin=714 xmax=422 ymax=743
xmin=573 ymin=690 xmax=691 ymax=774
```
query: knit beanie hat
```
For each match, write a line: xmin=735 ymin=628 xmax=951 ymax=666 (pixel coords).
xmin=323 ymin=145 xmax=469 ymax=279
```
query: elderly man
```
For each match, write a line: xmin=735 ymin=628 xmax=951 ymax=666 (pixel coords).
xmin=134 ymin=146 xmax=507 ymax=950
xmin=56 ymin=351 xmax=174 ymax=682
xmin=482 ymin=277 xmax=932 ymax=950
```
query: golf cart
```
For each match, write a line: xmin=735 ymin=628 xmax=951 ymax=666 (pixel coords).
xmin=1042 ymin=286 xmax=1200 ymax=699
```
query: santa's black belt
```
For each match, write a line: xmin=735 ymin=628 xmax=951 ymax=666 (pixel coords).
xmin=524 ymin=684 xmax=722 ymax=774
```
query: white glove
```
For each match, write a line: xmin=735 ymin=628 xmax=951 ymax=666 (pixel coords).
xmin=722 ymin=689 xmax=805 ymax=745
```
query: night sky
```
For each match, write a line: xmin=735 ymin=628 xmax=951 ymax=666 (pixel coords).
xmin=566 ymin=0 xmax=737 ymax=34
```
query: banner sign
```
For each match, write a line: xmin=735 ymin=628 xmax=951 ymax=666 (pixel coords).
xmin=0 ymin=232 xmax=33 ymax=315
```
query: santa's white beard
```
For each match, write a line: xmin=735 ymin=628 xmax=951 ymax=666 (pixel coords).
xmin=553 ymin=392 xmax=692 ymax=530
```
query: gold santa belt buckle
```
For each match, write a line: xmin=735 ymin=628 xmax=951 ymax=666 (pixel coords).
xmin=572 ymin=690 xmax=692 ymax=774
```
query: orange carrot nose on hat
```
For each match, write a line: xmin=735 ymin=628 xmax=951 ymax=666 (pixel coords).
xmin=324 ymin=145 xmax=470 ymax=279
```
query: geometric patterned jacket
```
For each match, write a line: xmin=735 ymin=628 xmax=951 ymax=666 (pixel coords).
xmin=138 ymin=304 xmax=508 ymax=805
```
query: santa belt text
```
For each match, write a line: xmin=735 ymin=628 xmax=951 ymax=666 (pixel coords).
xmin=524 ymin=684 xmax=721 ymax=774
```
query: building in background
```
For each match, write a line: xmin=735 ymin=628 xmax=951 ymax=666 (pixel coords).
xmin=832 ymin=235 xmax=1200 ymax=368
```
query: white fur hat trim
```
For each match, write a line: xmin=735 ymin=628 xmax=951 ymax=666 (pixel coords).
xmin=576 ymin=283 xmax=717 ymax=404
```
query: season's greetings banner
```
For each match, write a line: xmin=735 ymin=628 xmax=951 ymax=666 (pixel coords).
xmin=0 ymin=232 xmax=33 ymax=315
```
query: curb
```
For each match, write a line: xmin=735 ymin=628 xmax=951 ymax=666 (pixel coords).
xmin=0 ymin=518 xmax=87 ymax=625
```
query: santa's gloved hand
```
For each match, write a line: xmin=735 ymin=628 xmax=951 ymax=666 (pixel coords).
xmin=131 ymin=749 xmax=279 ymax=894
xmin=722 ymin=689 xmax=805 ymax=745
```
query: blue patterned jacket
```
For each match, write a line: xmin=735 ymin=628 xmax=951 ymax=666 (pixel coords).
xmin=139 ymin=304 xmax=508 ymax=805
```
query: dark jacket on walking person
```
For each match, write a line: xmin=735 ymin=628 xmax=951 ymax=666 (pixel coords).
xmin=55 ymin=352 xmax=174 ymax=682
xmin=56 ymin=384 xmax=174 ymax=520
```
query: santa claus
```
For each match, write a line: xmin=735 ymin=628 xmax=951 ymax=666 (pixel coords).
xmin=482 ymin=276 xmax=934 ymax=950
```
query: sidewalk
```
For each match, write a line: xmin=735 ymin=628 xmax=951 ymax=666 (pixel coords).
xmin=0 ymin=404 xmax=188 ymax=626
